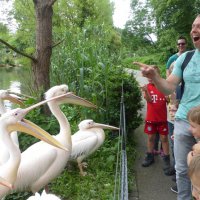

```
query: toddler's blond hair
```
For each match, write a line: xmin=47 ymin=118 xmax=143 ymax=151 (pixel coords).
xmin=187 ymin=106 xmax=200 ymax=124
xmin=188 ymin=154 xmax=200 ymax=178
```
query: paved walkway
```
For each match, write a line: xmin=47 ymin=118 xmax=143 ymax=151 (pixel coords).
xmin=128 ymin=70 xmax=177 ymax=200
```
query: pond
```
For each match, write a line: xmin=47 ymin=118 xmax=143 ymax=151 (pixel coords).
xmin=0 ymin=67 xmax=30 ymax=108
xmin=0 ymin=68 xmax=20 ymax=91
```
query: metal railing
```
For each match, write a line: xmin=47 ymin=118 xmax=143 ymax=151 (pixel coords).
xmin=113 ymin=85 xmax=128 ymax=200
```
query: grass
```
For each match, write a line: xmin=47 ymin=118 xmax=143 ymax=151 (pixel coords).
xmin=50 ymin=135 xmax=121 ymax=200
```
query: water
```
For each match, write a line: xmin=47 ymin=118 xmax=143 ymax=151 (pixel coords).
xmin=0 ymin=67 xmax=21 ymax=91
xmin=0 ymin=67 xmax=30 ymax=109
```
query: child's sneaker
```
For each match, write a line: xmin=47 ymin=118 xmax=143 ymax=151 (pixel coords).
xmin=170 ymin=185 xmax=178 ymax=194
xmin=142 ymin=152 xmax=154 ymax=167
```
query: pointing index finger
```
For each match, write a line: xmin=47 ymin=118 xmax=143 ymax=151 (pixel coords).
xmin=133 ymin=62 xmax=151 ymax=69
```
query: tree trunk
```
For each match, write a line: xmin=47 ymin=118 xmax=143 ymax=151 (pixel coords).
xmin=32 ymin=0 xmax=57 ymax=115
xmin=32 ymin=0 xmax=55 ymax=93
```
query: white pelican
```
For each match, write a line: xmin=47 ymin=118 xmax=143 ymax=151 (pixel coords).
xmin=70 ymin=119 xmax=119 ymax=176
xmin=0 ymin=90 xmax=24 ymax=165
xmin=0 ymin=90 xmax=24 ymax=115
xmin=0 ymin=96 xmax=68 ymax=199
xmin=12 ymin=84 xmax=96 ymax=193
xmin=27 ymin=190 xmax=61 ymax=200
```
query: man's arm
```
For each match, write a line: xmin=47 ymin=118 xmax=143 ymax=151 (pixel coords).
xmin=166 ymin=69 xmax=170 ymax=78
xmin=153 ymin=74 xmax=180 ymax=95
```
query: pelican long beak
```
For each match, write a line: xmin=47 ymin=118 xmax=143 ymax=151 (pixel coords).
xmin=6 ymin=95 xmax=72 ymax=151
xmin=8 ymin=91 xmax=34 ymax=100
xmin=56 ymin=92 xmax=97 ymax=108
xmin=24 ymin=93 xmax=79 ymax=111
xmin=92 ymin=123 xmax=119 ymax=130
xmin=8 ymin=119 xmax=68 ymax=151
xmin=0 ymin=177 xmax=13 ymax=189
xmin=3 ymin=94 xmax=24 ymax=107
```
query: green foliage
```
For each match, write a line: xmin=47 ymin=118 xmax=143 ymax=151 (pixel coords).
xmin=150 ymin=0 xmax=197 ymax=49
xmin=131 ymin=52 xmax=167 ymax=78
xmin=13 ymin=0 xmax=35 ymax=50
xmin=0 ymin=22 xmax=10 ymax=39
xmin=53 ymin=0 xmax=113 ymax=31
xmin=104 ymin=68 xmax=143 ymax=133
xmin=50 ymin=22 xmax=142 ymax=133
xmin=123 ymin=0 xmax=200 ymax=56
xmin=121 ymin=0 xmax=157 ymax=55
xmin=0 ymin=23 xmax=18 ymax=67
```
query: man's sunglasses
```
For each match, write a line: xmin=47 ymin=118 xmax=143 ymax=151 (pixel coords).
xmin=177 ymin=43 xmax=186 ymax=46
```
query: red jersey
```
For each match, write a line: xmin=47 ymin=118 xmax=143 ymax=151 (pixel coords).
xmin=145 ymin=83 xmax=167 ymax=122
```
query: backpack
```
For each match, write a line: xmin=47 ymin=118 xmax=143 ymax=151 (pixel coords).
xmin=180 ymin=50 xmax=195 ymax=98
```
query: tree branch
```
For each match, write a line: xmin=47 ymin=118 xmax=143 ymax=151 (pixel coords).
xmin=52 ymin=39 xmax=65 ymax=48
xmin=0 ymin=63 xmax=21 ymax=68
xmin=0 ymin=39 xmax=37 ymax=62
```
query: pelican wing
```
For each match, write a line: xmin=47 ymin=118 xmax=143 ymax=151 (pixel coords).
xmin=15 ymin=142 xmax=57 ymax=188
xmin=70 ymin=131 xmax=98 ymax=159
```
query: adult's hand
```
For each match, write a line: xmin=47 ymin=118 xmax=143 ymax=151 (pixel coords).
xmin=133 ymin=61 xmax=180 ymax=96
xmin=133 ymin=62 xmax=159 ymax=80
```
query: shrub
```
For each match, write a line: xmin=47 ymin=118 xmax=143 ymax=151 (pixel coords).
xmin=104 ymin=67 xmax=143 ymax=134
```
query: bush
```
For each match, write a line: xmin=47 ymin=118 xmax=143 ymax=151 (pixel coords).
xmin=104 ymin=67 xmax=143 ymax=134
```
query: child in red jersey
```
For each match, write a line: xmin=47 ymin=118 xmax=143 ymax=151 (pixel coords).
xmin=141 ymin=66 xmax=171 ymax=173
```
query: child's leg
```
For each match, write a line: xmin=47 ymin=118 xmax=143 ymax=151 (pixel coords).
xmin=154 ymin=132 xmax=159 ymax=151
xmin=160 ymin=134 xmax=169 ymax=155
xmin=168 ymin=122 xmax=175 ymax=167
xmin=157 ymin=122 xmax=169 ymax=155
xmin=160 ymin=134 xmax=170 ymax=170
xmin=154 ymin=133 xmax=162 ymax=155
xmin=142 ymin=121 xmax=156 ymax=167
xmin=147 ymin=134 xmax=156 ymax=152
xmin=160 ymin=134 xmax=175 ymax=175
xmin=157 ymin=122 xmax=175 ymax=175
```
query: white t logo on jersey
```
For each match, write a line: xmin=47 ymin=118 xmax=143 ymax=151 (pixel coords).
xmin=151 ymin=94 xmax=158 ymax=103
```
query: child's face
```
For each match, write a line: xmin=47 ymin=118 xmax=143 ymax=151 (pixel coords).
xmin=191 ymin=174 xmax=200 ymax=200
xmin=187 ymin=143 xmax=200 ymax=165
xmin=189 ymin=121 xmax=200 ymax=139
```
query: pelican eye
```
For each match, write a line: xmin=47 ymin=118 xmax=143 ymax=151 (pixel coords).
xmin=14 ymin=113 xmax=18 ymax=116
